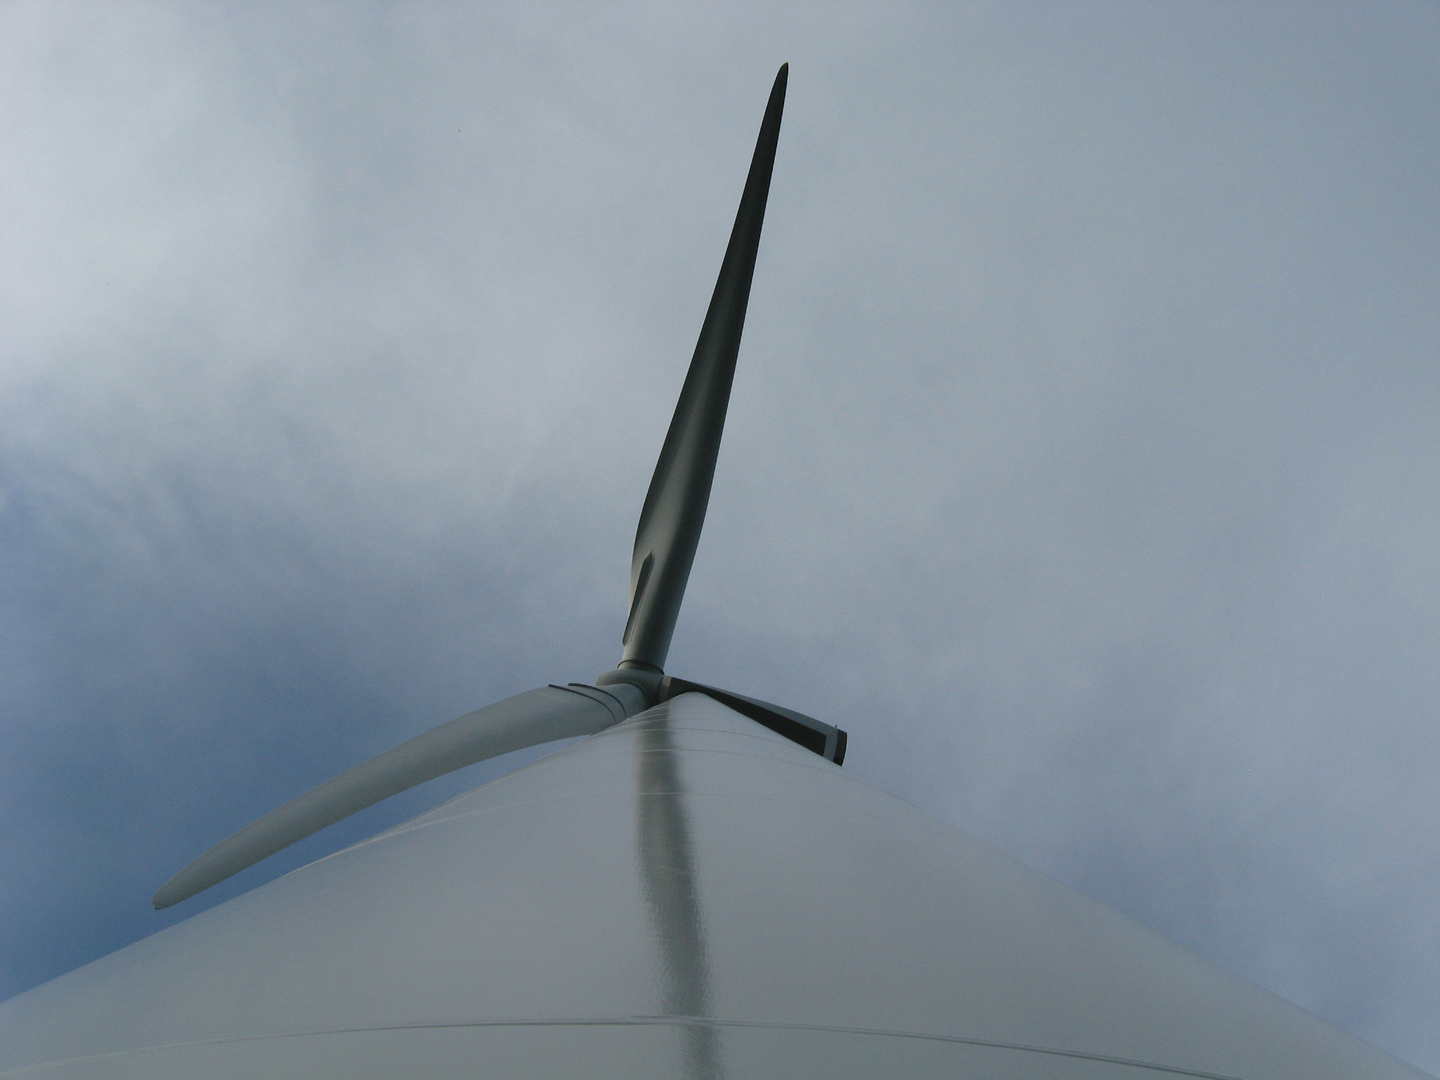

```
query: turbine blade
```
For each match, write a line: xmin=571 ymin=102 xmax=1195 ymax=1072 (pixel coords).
xmin=660 ymin=676 xmax=846 ymax=764
xmin=153 ymin=682 xmax=645 ymax=908
xmin=621 ymin=64 xmax=788 ymax=672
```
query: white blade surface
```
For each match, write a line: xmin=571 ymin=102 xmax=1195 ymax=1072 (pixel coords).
xmin=4 ymin=694 xmax=1428 ymax=1079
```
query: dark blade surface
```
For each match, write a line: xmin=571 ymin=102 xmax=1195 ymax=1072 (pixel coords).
xmin=621 ymin=64 xmax=788 ymax=672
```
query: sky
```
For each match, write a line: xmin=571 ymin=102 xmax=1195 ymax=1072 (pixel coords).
xmin=1 ymin=1 xmax=1437 ymax=1072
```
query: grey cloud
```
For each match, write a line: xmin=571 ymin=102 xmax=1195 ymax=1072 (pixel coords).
xmin=1 ymin=2 xmax=1437 ymax=1072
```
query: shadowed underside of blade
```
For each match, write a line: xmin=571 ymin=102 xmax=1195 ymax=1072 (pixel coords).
xmin=621 ymin=64 xmax=787 ymax=674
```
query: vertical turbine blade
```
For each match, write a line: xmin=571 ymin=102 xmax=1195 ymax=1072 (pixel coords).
xmin=621 ymin=64 xmax=788 ymax=672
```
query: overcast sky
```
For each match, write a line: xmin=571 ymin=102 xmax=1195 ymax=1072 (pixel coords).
xmin=2 ymin=2 xmax=1437 ymax=1072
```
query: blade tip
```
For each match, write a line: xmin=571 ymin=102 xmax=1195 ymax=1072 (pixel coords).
xmin=152 ymin=874 xmax=191 ymax=910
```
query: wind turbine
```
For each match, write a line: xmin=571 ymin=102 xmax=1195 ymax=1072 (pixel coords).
xmin=0 ymin=65 xmax=1429 ymax=1080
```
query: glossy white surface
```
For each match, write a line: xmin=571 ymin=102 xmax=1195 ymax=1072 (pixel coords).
xmin=0 ymin=694 xmax=1428 ymax=1079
